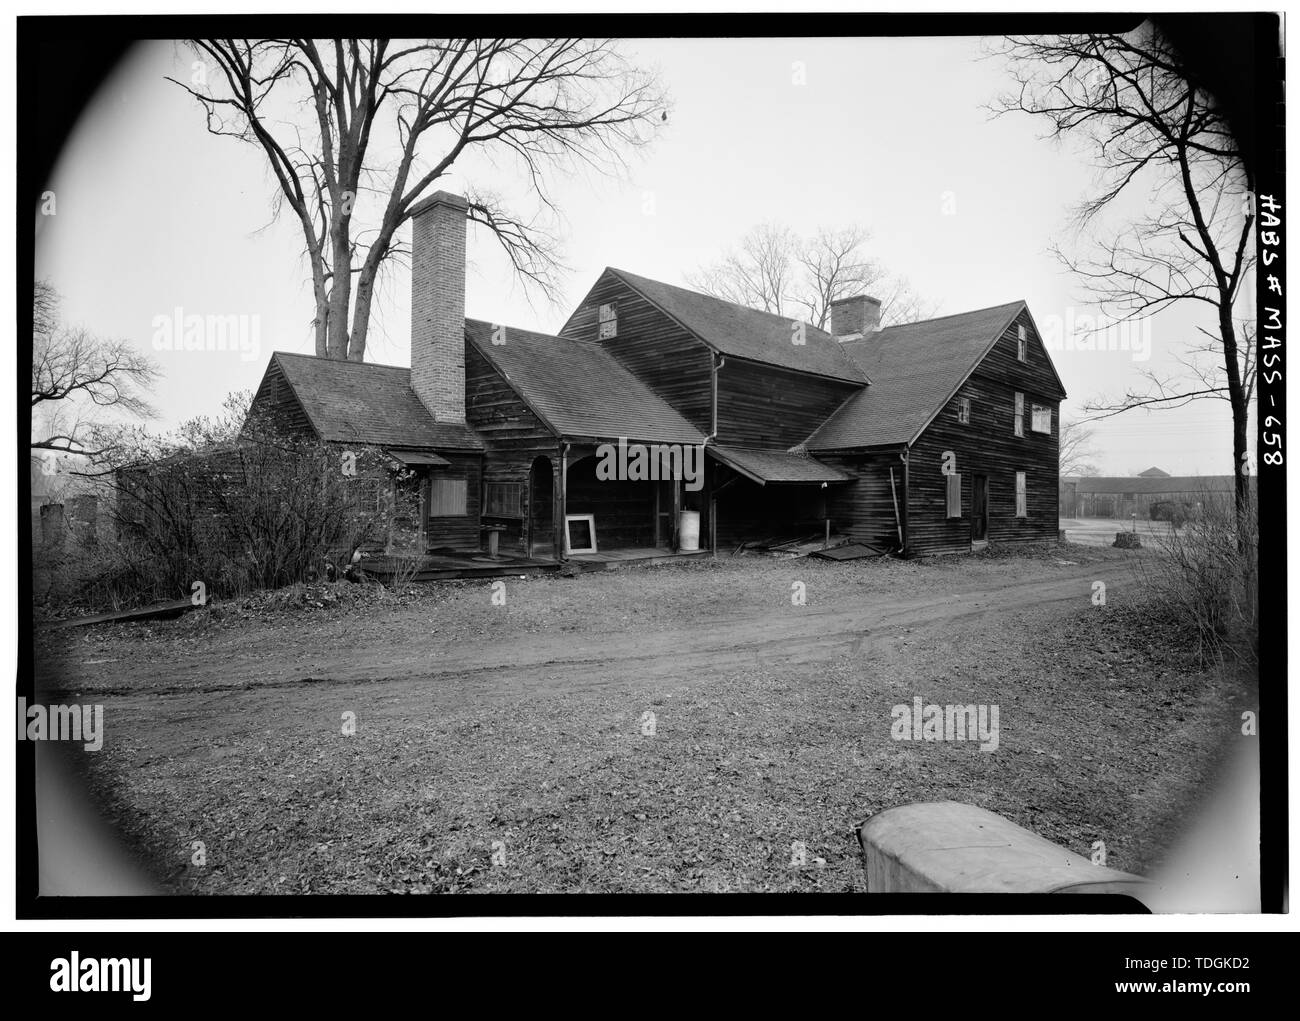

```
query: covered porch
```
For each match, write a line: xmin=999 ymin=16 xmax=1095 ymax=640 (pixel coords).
xmin=706 ymin=444 xmax=854 ymax=552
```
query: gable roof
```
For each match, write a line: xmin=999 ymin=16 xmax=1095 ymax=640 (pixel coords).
xmin=465 ymin=319 xmax=706 ymax=445
xmin=708 ymin=444 xmax=850 ymax=485
xmin=806 ymin=300 xmax=1045 ymax=450
xmin=1137 ymin=466 xmax=1171 ymax=477
xmin=599 ymin=268 xmax=868 ymax=384
xmin=267 ymin=352 xmax=484 ymax=450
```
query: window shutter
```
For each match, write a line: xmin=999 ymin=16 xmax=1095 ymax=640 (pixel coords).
xmin=946 ymin=472 xmax=963 ymax=519
xmin=1014 ymin=392 xmax=1024 ymax=436
xmin=1015 ymin=471 xmax=1027 ymax=517
xmin=429 ymin=477 xmax=468 ymax=517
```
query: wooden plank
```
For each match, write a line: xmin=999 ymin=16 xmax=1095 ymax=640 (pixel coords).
xmin=49 ymin=598 xmax=198 ymax=629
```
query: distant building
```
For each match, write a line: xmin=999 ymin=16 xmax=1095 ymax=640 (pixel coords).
xmin=1060 ymin=472 xmax=1250 ymax=520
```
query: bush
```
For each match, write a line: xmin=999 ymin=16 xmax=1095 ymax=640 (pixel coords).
xmin=37 ymin=404 xmax=400 ymax=612
xmin=1135 ymin=489 xmax=1257 ymax=670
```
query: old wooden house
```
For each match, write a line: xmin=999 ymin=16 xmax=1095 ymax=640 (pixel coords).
xmin=247 ymin=190 xmax=1066 ymax=563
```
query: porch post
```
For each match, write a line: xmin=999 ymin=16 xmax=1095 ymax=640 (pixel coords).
xmin=671 ymin=476 xmax=681 ymax=550
xmin=556 ymin=442 xmax=568 ymax=559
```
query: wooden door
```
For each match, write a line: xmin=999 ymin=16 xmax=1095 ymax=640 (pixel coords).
xmin=971 ymin=474 xmax=989 ymax=542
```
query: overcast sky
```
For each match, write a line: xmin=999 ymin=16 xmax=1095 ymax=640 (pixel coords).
xmin=35 ymin=35 xmax=1253 ymax=476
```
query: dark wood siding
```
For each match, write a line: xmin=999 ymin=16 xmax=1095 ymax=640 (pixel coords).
xmin=819 ymin=450 xmax=908 ymax=552
xmin=560 ymin=271 xmax=714 ymax=431
xmin=715 ymin=359 xmax=860 ymax=448
xmin=465 ymin=341 xmax=560 ymax=555
xmin=422 ymin=451 xmax=482 ymax=550
xmin=906 ymin=309 xmax=1062 ymax=556
xmin=248 ymin=358 xmax=315 ymax=437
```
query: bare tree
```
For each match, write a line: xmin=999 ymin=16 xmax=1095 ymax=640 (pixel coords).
xmin=1058 ymin=418 xmax=1101 ymax=477
xmin=31 ymin=281 xmax=159 ymax=458
xmin=687 ymin=222 xmax=932 ymax=330
xmin=172 ymin=39 xmax=667 ymax=362
xmin=990 ymin=26 xmax=1254 ymax=528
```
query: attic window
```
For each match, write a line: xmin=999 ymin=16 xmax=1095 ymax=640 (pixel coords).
xmin=1017 ymin=325 xmax=1028 ymax=362
xmin=1031 ymin=404 xmax=1053 ymax=434
xmin=598 ymin=303 xmax=618 ymax=339
xmin=957 ymin=396 xmax=971 ymax=424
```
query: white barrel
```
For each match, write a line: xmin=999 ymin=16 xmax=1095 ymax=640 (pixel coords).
xmin=678 ymin=510 xmax=700 ymax=551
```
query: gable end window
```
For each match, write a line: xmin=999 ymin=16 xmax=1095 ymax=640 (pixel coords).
xmin=1014 ymin=392 xmax=1025 ymax=437
xmin=1015 ymin=471 xmax=1027 ymax=517
xmin=1031 ymin=404 xmax=1052 ymax=434
xmin=945 ymin=472 xmax=963 ymax=519
xmin=1017 ymin=325 xmax=1028 ymax=362
xmin=598 ymin=303 xmax=618 ymax=339
xmin=957 ymin=396 xmax=971 ymax=424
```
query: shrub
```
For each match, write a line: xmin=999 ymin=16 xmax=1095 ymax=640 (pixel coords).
xmin=1135 ymin=488 xmax=1257 ymax=670
xmin=38 ymin=402 xmax=399 ymax=612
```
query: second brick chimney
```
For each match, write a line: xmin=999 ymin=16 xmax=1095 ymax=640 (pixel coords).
xmin=830 ymin=294 xmax=882 ymax=340
xmin=409 ymin=190 xmax=467 ymax=422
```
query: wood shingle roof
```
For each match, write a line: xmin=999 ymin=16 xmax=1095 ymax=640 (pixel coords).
xmin=806 ymin=301 xmax=1031 ymax=450
xmin=270 ymin=352 xmax=484 ymax=450
xmin=605 ymin=268 xmax=869 ymax=384
xmin=465 ymin=319 xmax=706 ymax=445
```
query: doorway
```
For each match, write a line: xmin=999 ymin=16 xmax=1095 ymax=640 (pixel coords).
xmin=529 ymin=456 xmax=554 ymax=558
xmin=971 ymin=474 xmax=989 ymax=544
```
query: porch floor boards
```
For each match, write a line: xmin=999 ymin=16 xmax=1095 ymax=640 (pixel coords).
xmin=360 ymin=545 xmax=708 ymax=582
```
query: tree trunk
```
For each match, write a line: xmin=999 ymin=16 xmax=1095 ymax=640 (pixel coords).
xmin=348 ymin=271 xmax=376 ymax=362
xmin=325 ymin=214 xmax=353 ymax=359
xmin=1217 ymin=303 xmax=1250 ymax=535
xmin=309 ymin=254 xmax=330 ymax=358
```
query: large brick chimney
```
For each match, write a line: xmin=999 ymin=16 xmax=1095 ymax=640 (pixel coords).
xmin=409 ymin=190 xmax=467 ymax=422
xmin=830 ymin=294 xmax=882 ymax=340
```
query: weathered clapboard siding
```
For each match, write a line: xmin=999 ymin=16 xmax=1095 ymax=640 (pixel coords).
xmin=906 ymin=309 xmax=1062 ymax=556
xmin=819 ymin=450 xmax=908 ymax=552
xmin=465 ymin=341 xmax=560 ymax=554
xmin=716 ymin=359 xmax=860 ymax=448
xmin=560 ymin=271 xmax=714 ymax=431
xmin=423 ymin=451 xmax=482 ymax=550
xmin=247 ymin=357 xmax=315 ymax=436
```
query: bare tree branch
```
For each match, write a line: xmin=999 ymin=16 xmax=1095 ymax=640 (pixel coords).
xmin=173 ymin=38 xmax=668 ymax=360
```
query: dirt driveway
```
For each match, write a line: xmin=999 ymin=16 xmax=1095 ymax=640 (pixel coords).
xmin=33 ymin=544 xmax=1248 ymax=896
xmin=38 ymin=551 xmax=1130 ymax=701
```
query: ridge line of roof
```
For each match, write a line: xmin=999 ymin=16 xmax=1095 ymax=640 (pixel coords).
xmin=608 ymin=266 xmax=835 ymax=340
xmin=841 ymin=299 xmax=1027 ymax=341
xmin=607 ymin=267 xmax=868 ymax=385
xmin=274 ymin=350 xmax=412 ymax=372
